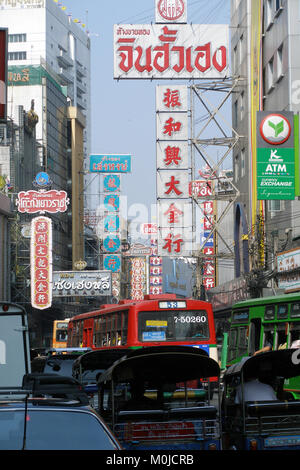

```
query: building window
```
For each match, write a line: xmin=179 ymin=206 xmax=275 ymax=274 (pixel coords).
xmin=233 ymin=45 xmax=237 ymax=74
xmin=234 ymin=155 xmax=239 ymax=182
xmin=239 ymin=34 xmax=244 ymax=65
xmin=240 ymin=91 xmax=244 ymax=121
xmin=8 ymin=51 xmax=27 ymax=60
xmin=268 ymin=200 xmax=284 ymax=212
xmin=275 ymin=0 xmax=283 ymax=15
xmin=8 ymin=33 xmax=26 ymax=43
xmin=267 ymin=57 xmax=274 ymax=92
xmin=277 ymin=44 xmax=283 ymax=81
xmin=241 ymin=148 xmax=245 ymax=178
xmin=265 ymin=0 xmax=274 ymax=31
xmin=233 ymin=100 xmax=238 ymax=129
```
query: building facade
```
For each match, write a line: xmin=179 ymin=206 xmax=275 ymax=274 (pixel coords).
xmin=231 ymin=0 xmax=300 ymax=290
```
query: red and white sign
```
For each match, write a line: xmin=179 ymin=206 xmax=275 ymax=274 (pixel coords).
xmin=156 ymin=0 xmax=187 ymax=23
xmin=16 ymin=190 xmax=69 ymax=214
xmin=130 ymin=257 xmax=146 ymax=300
xmin=157 ymin=141 xmax=189 ymax=170
xmin=140 ymin=223 xmax=158 ymax=235
xmin=114 ymin=24 xmax=229 ymax=80
xmin=31 ymin=216 xmax=52 ymax=310
xmin=189 ymin=180 xmax=212 ymax=197
xmin=150 ymin=286 xmax=163 ymax=295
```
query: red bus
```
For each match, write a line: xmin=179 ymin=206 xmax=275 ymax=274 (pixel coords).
xmin=67 ymin=295 xmax=218 ymax=362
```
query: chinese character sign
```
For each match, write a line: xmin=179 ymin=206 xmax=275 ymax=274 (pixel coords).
xmin=30 ymin=216 xmax=52 ymax=310
xmin=156 ymin=85 xmax=193 ymax=257
xmin=130 ymin=257 xmax=146 ymax=300
xmin=114 ymin=24 xmax=229 ymax=80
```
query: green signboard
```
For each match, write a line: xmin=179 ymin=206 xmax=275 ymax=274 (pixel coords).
xmin=257 ymin=147 xmax=295 ymax=199
xmin=257 ymin=111 xmax=295 ymax=200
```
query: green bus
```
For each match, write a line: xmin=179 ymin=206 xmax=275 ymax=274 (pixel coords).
xmin=224 ymin=292 xmax=300 ymax=399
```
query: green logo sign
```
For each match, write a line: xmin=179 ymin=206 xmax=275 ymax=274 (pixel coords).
xmin=257 ymin=148 xmax=295 ymax=200
xmin=260 ymin=113 xmax=291 ymax=145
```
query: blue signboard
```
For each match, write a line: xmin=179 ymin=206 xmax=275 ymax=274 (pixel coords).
xmin=202 ymin=232 xmax=214 ymax=247
xmin=103 ymin=174 xmax=121 ymax=192
xmin=103 ymin=255 xmax=121 ymax=272
xmin=104 ymin=194 xmax=120 ymax=212
xmin=104 ymin=214 xmax=120 ymax=232
xmin=142 ymin=331 xmax=166 ymax=342
xmin=103 ymin=235 xmax=121 ymax=253
xmin=90 ymin=154 xmax=131 ymax=173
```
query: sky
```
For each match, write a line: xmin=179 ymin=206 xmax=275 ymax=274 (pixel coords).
xmin=59 ymin=0 xmax=231 ymax=214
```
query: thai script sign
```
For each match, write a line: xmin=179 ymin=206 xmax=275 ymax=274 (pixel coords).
xmin=257 ymin=111 xmax=295 ymax=200
xmin=0 ymin=0 xmax=45 ymax=8
xmin=140 ymin=223 xmax=158 ymax=235
xmin=90 ymin=154 xmax=132 ymax=173
xmin=16 ymin=190 xmax=69 ymax=214
xmin=30 ymin=216 xmax=52 ymax=310
xmin=114 ymin=24 xmax=229 ymax=80
xmin=52 ymin=271 xmax=112 ymax=297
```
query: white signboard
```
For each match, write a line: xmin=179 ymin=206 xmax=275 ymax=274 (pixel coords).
xmin=277 ymin=249 xmax=300 ymax=292
xmin=156 ymin=85 xmax=188 ymax=111
xmin=155 ymin=0 xmax=187 ymax=23
xmin=157 ymin=227 xmax=193 ymax=257
xmin=114 ymin=24 xmax=229 ymax=79
xmin=157 ymin=141 xmax=189 ymax=170
xmin=156 ymin=112 xmax=188 ymax=141
xmin=157 ymin=170 xmax=190 ymax=198
xmin=158 ymin=199 xmax=193 ymax=228
xmin=52 ymin=271 xmax=112 ymax=297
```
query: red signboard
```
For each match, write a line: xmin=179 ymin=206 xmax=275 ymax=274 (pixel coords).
xmin=141 ymin=223 xmax=158 ymax=235
xmin=31 ymin=216 xmax=52 ymax=310
xmin=16 ymin=190 xmax=69 ymax=214
xmin=0 ymin=28 xmax=7 ymax=122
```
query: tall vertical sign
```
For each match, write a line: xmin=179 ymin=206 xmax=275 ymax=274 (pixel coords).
xmin=257 ymin=111 xmax=295 ymax=200
xmin=156 ymin=85 xmax=192 ymax=257
xmin=31 ymin=216 xmax=53 ymax=310
xmin=0 ymin=28 xmax=8 ymax=122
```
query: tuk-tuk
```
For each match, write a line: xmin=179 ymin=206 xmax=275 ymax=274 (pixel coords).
xmin=72 ymin=349 xmax=131 ymax=406
xmin=97 ymin=345 xmax=221 ymax=450
xmin=222 ymin=349 xmax=300 ymax=450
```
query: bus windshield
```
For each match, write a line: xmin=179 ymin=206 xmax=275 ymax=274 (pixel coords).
xmin=138 ymin=310 xmax=209 ymax=342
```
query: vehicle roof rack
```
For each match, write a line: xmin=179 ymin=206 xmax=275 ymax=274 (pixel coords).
xmin=22 ymin=374 xmax=90 ymax=406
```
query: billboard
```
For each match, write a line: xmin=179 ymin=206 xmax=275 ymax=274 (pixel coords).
xmin=257 ymin=111 xmax=295 ymax=200
xmin=114 ymin=24 xmax=228 ymax=80
xmin=52 ymin=271 xmax=112 ymax=297
xmin=0 ymin=28 xmax=7 ymax=122
xmin=90 ymin=154 xmax=132 ymax=173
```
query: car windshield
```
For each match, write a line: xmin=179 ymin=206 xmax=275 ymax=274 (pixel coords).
xmin=0 ymin=409 xmax=118 ymax=450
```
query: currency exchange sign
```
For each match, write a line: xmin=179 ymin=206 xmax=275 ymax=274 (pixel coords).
xmin=257 ymin=111 xmax=295 ymax=200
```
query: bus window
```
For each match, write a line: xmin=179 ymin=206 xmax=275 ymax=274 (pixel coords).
xmin=276 ymin=323 xmax=288 ymax=349
xmin=291 ymin=303 xmax=300 ymax=318
xmin=277 ymin=304 xmax=288 ymax=319
xmin=237 ymin=326 xmax=248 ymax=357
xmin=248 ymin=319 xmax=261 ymax=355
xmin=227 ymin=328 xmax=237 ymax=362
xmin=289 ymin=323 xmax=300 ymax=348
xmin=121 ymin=312 xmax=128 ymax=346
xmin=262 ymin=327 xmax=274 ymax=351
xmin=264 ymin=305 xmax=275 ymax=320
